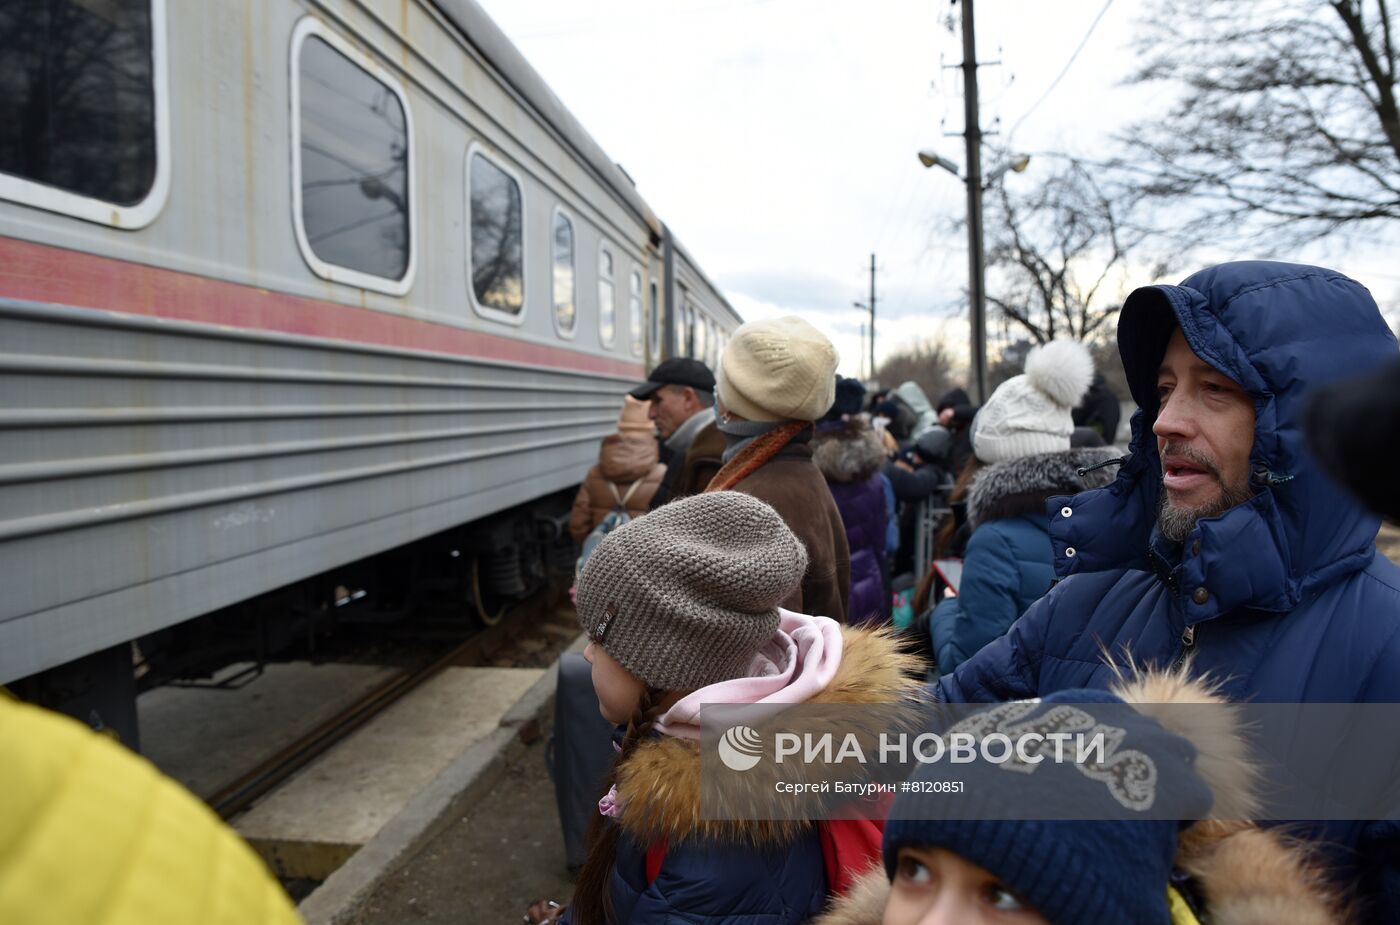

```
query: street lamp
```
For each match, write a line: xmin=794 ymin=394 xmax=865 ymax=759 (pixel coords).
xmin=983 ymin=154 xmax=1031 ymax=187
xmin=917 ymin=150 xmax=1028 ymax=188
xmin=917 ymin=150 xmax=961 ymax=176
xmin=917 ymin=149 xmax=1029 ymax=402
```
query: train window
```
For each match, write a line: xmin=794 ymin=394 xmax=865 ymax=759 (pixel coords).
xmin=649 ymin=280 xmax=662 ymax=357
xmin=466 ymin=147 xmax=525 ymax=320
xmin=551 ymin=208 xmax=576 ymax=336
xmin=598 ymin=244 xmax=616 ymax=347
xmin=628 ymin=270 xmax=643 ymax=356
xmin=0 ymin=0 xmax=170 ymax=228
xmin=293 ymin=20 xmax=415 ymax=295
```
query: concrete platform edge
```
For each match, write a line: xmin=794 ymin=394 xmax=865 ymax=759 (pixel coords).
xmin=298 ymin=634 xmax=586 ymax=925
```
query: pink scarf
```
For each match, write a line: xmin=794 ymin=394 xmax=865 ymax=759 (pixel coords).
xmin=653 ymin=609 xmax=844 ymax=739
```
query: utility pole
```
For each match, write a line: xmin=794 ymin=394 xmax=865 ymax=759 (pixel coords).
xmin=867 ymin=253 xmax=877 ymax=383
xmin=859 ymin=323 xmax=867 ymax=380
xmin=960 ymin=0 xmax=988 ymax=403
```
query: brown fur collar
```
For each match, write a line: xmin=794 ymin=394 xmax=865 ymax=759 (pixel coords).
xmin=613 ymin=625 xmax=927 ymax=846
xmin=1115 ymin=669 xmax=1347 ymax=923
xmin=811 ymin=867 xmax=888 ymax=925
xmin=813 ymin=420 xmax=887 ymax=484
xmin=1176 ymin=822 xmax=1348 ymax=925
xmin=1108 ymin=664 xmax=1260 ymax=820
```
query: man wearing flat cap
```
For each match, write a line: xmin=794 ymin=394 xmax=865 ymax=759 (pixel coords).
xmin=628 ymin=358 xmax=718 ymax=508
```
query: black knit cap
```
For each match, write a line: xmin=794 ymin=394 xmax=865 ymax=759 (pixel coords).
xmin=826 ymin=376 xmax=867 ymax=419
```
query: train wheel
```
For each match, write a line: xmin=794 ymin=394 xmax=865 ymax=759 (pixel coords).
xmin=469 ymin=556 xmax=509 ymax=627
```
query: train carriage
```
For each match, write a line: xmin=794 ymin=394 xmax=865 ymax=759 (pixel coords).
xmin=0 ymin=0 xmax=739 ymax=742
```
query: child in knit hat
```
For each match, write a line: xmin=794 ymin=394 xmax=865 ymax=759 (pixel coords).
xmin=534 ymin=491 xmax=925 ymax=925
xmin=814 ymin=669 xmax=1346 ymax=925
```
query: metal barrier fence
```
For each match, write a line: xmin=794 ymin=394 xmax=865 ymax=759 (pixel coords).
xmin=911 ymin=481 xmax=956 ymax=585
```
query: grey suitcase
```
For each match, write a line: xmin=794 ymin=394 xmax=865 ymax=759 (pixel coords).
xmin=548 ymin=652 xmax=617 ymax=869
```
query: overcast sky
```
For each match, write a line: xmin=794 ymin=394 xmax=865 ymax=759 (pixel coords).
xmin=476 ymin=0 xmax=1400 ymax=379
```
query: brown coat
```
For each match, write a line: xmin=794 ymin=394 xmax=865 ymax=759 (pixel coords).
xmin=728 ymin=441 xmax=851 ymax=621
xmin=568 ymin=432 xmax=666 ymax=544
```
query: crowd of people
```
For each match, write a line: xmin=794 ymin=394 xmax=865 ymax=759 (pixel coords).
xmin=3 ymin=260 xmax=1396 ymax=925
xmin=547 ymin=260 xmax=1400 ymax=925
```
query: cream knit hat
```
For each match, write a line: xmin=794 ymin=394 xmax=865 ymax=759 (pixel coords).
xmin=972 ymin=339 xmax=1095 ymax=464
xmin=716 ymin=316 xmax=839 ymax=422
xmin=576 ymin=491 xmax=808 ymax=691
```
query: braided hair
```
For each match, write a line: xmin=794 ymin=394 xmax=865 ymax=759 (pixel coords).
xmin=568 ymin=686 xmax=671 ymax=925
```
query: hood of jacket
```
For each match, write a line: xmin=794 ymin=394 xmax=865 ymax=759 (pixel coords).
xmin=894 ymin=381 xmax=933 ymax=417
xmin=599 ymin=430 xmax=661 ymax=482
xmin=813 ymin=419 xmax=888 ymax=483
xmin=612 ymin=625 xmax=925 ymax=846
xmin=892 ymin=382 xmax=940 ymax=437
xmin=1050 ymin=262 xmax=1396 ymax=621
xmin=967 ymin=448 xmax=1119 ymax=529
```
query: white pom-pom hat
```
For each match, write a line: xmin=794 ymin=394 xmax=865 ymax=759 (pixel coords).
xmin=971 ymin=339 xmax=1095 ymax=464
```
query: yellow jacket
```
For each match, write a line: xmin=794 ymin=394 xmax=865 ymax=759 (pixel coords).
xmin=0 ymin=695 xmax=302 ymax=924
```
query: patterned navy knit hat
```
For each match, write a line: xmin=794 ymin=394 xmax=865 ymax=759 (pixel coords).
xmin=882 ymin=682 xmax=1253 ymax=925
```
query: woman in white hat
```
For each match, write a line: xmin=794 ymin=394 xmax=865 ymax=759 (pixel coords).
xmin=928 ymin=339 xmax=1117 ymax=672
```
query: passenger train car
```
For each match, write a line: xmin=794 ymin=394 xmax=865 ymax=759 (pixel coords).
xmin=0 ymin=0 xmax=741 ymax=744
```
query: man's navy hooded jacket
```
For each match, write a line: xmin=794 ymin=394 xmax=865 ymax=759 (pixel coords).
xmin=933 ymin=262 xmax=1400 ymax=918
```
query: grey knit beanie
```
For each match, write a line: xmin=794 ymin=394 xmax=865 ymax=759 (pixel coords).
xmin=576 ymin=491 xmax=809 ymax=691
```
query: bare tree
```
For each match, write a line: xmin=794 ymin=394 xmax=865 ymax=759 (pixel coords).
xmin=984 ymin=157 xmax=1160 ymax=345
xmin=876 ymin=336 xmax=958 ymax=403
xmin=1123 ymin=0 xmax=1400 ymax=247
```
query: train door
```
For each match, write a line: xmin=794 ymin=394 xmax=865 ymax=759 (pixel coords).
xmin=647 ymin=244 xmax=664 ymax=367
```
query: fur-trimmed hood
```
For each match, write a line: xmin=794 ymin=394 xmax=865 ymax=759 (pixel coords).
xmin=813 ymin=419 xmax=888 ymax=483
xmin=612 ymin=625 xmax=926 ymax=846
xmin=967 ymin=447 xmax=1119 ymax=529
xmin=814 ymin=667 xmax=1348 ymax=925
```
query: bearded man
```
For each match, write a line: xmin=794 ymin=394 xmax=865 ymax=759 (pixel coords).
xmin=931 ymin=262 xmax=1400 ymax=920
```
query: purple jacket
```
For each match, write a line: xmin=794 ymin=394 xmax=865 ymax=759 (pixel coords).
xmin=813 ymin=420 xmax=890 ymax=623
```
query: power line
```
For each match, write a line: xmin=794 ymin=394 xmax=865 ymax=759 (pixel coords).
xmin=1005 ymin=0 xmax=1115 ymax=145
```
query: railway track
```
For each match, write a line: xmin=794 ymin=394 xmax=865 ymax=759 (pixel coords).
xmin=206 ymin=587 xmax=571 ymax=821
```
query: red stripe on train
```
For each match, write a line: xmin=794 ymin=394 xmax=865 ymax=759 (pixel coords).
xmin=0 ymin=236 xmax=646 ymax=378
